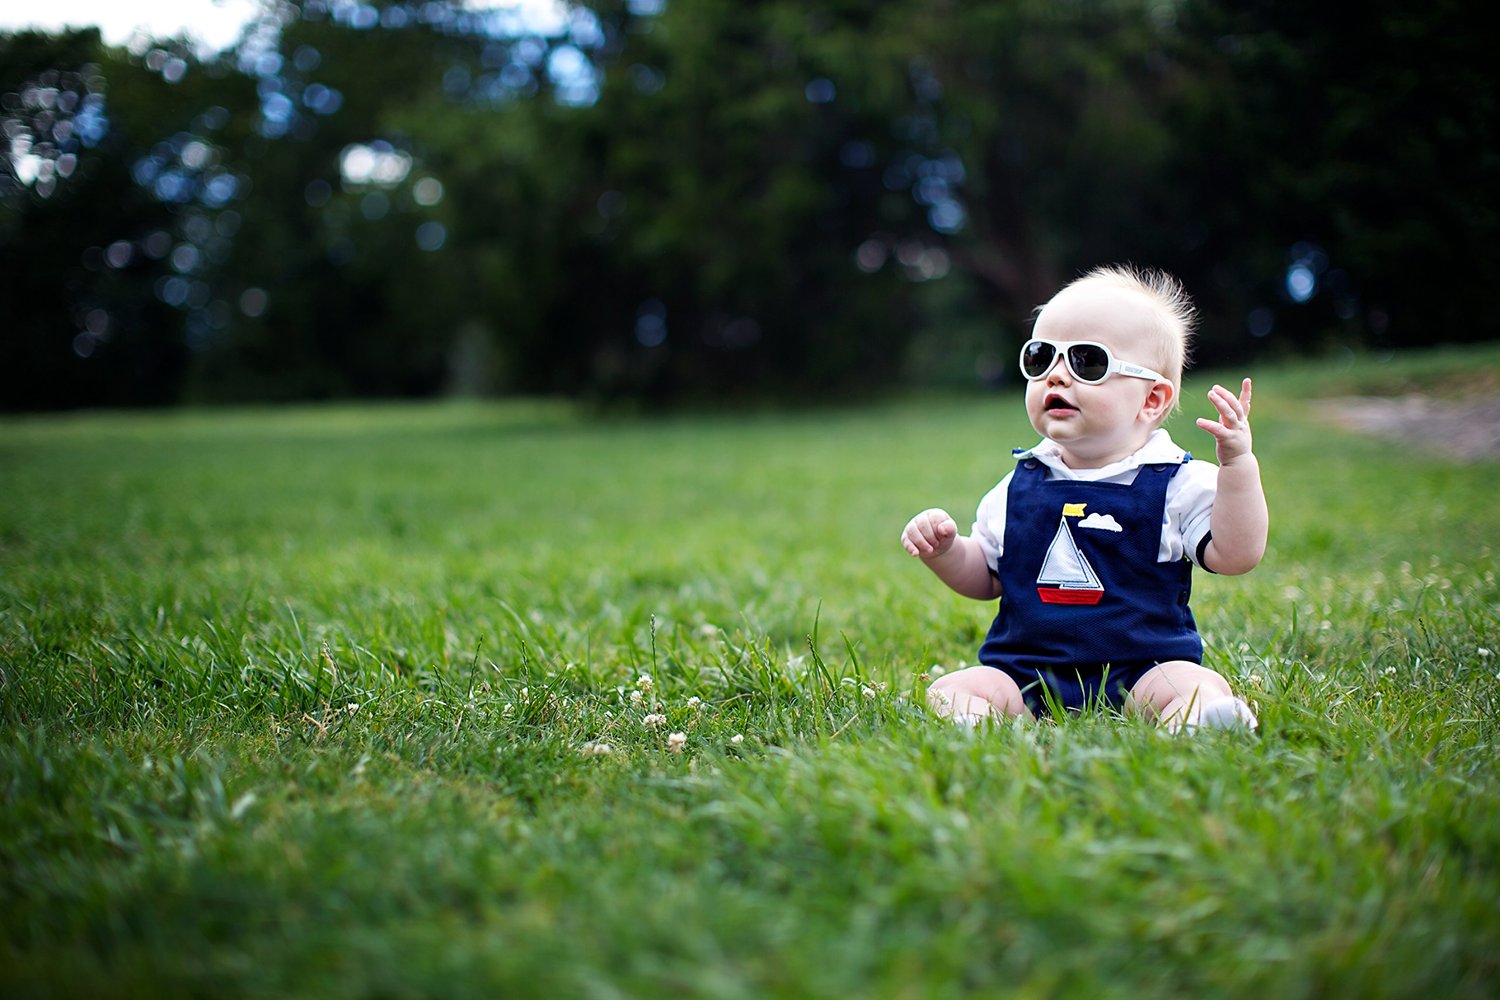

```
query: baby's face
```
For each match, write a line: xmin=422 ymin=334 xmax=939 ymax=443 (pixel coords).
xmin=1024 ymin=285 xmax=1171 ymax=468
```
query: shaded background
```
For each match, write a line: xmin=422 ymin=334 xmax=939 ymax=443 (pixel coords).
xmin=2 ymin=0 xmax=1495 ymax=411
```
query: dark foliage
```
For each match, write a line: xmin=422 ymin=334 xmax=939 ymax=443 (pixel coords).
xmin=2 ymin=0 xmax=1495 ymax=410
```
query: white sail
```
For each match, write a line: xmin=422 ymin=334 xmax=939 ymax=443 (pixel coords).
xmin=1037 ymin=516 xmax=1102 ymax=590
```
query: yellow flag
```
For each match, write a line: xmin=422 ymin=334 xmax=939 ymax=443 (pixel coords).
xmin=1062 ymin=503 xmax=1087 ymax=517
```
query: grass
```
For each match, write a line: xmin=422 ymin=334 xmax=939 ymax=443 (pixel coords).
xmin=3 ymin=347 xmax=1499 ymax=998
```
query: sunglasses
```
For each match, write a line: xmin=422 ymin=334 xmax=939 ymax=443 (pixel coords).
xmin=1018 ymin=338 xmax=1166 ymax=386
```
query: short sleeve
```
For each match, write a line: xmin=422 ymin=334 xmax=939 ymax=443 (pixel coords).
xmin=1164 ymin=459 xmax=1218 ymax=565
xmin=972 ymin=471 xmax=1013 ymax=575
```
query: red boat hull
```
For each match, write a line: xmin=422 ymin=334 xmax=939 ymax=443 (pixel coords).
xmin=1037 ymin=587 xmax=1104 ymax=605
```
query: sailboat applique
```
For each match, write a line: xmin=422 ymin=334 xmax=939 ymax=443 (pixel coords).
xmin=1036 ymin=503 xmax=1105 ymax=605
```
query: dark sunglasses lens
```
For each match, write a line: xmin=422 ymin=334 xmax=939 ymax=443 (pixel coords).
xmin=1066 ymin=344 xmax=1111 ymax=383
xmin=1021 ymin=341 xmax=1056 ymax=378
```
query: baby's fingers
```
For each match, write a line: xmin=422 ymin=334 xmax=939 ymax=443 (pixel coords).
xmin=1208 ymin=384 xmax=1246 ymax=425
xmin=902 ymin=509 xmax=956 ymax=557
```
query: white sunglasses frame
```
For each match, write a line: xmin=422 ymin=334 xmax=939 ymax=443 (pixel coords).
xmin=1018 ymin=338 xmax=1167 ymax=385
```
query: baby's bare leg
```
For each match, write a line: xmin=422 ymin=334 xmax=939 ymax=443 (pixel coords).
xmin=928 ymin=665 xmax=1033 ymax=722
xmin=1126 ymin=661 xmax=1246 ymax=731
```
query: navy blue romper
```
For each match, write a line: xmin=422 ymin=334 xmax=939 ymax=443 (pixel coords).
xmin=978 ymin=456 xmax=1204 ymax=717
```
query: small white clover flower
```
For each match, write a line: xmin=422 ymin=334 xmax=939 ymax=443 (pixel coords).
xmin=1247 ymin=674 xmax=1264 ymax=687
xmin=630 ymin=690 xmax=644 ymax=707
xmin=636 ymin=674 xmax=654 ymax=692
xmin=667 ymin=732 xmax=687 ymax=753
xmin=686 ymin=696 xmax=702 ymax=710
xmin=1479 ymin=648 xmax=1494 ymax=658
xmin=643 ymin=713 xmax=667 ymax=728
xmin=861 ymin=686 xmax=876 ymax=699
xmin=730 ymin=733 xmax=744 ymax=745
xmin=581 ymin=741 xmax=613 ymax=756
xmin=929 ymin=664 xmax=946 ymax=677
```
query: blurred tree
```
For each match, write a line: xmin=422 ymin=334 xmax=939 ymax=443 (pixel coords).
xmin=0 ymin=30 xmax=239 ymax=408
xmin=407 ymin=0 xmax=924 ymax=402
xmin=846 ymin=1 xmax=1236 ymax=367
xmin=1167 ymin=0 xmax=1499 ymax=353
xmin=3 ymin=0 xmax=1496 ymax=410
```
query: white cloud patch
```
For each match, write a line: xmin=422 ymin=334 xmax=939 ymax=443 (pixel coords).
xmin=1078 ymin=512 xmax=1123 ymax=532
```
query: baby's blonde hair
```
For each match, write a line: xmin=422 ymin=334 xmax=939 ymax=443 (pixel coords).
xmin=1053 ymin=264 xmax=1196 ymax=415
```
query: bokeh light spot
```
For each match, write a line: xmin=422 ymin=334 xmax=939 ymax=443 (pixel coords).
xmin=631 ymin=64 xmax=665 ymax=95
xmin=596 ymin=189 xmax=625 ymax=218
xmin=303 ymin=83 xmax=344 ymax=115
xmin=293 ymin=46 xmax=322 ymax=73
xmin=143 ymin=231 xmax=173 ymax=259
xmin=805 ymin=78 xmax=836 ymax=104
xmin=415 ymin=221 xmax=447 ymax=251
xmin=855 ymin=238 xmax=887 ymax=273
xmin=104 ymin=241 xmax=134 ymax=269
xmin=341 ymin=143 xmax=413 ymax=187
xmin=157 ymin=276 xmax=190 ymax=307
xmin=413 ymin=177 xmax=445 ymax=206
xmin=927 ymin=200 xmax=966 ymax=234
xmin=840 ymin=141 xmax=876 ymax=169
xmin=547 ymin=45 xmax=599 ymax=106
xmin=1247 ymin=307 xmax=1274 ymax=338
xmin=1286 ymin=263 xmax=1316 ymax=303
xmin=239 ymin=287 xmax=269 ymax=318
xmin=635 ymin=298 xmax=667 ymax=347
xmin=170 ymin=243 xmax=201 ymax=273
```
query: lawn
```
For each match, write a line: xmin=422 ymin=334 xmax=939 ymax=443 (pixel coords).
xmin=3 ymin=348 xmax=1499 ymax=998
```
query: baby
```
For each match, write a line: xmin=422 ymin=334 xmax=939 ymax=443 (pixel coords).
xmin=901 ymin=265 xmax=1267 ymax=731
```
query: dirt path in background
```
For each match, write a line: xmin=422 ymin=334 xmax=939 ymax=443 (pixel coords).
xmin=1317 ymin=394 xmax=1500 ymax=460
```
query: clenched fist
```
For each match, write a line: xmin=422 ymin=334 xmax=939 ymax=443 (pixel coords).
xmin=902 ymin=508 xmax=958 ymax=559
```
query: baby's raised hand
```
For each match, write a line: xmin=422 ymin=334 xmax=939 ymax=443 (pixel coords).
xmin=902 ymin=508 xmax=958 ymax=559
xmin=1196 ymin=378 xmax=1256 ymax=466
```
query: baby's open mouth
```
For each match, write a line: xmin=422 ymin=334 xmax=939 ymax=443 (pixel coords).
xmin=1044 ymin=394 xmax=1076 ymax=412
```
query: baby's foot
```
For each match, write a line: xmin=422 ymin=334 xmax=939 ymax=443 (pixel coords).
xmin=1162 ymin=696 xmax=1259 ymax=734
xmin=1191 ymin=696 xmax=1258 ymax=732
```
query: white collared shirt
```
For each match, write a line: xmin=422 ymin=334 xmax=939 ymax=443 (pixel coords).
xmin=972 ymin=428 xmax=1218 ymax=571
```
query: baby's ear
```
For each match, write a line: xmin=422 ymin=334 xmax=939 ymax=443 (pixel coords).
xmin=1140 ymin=380 xmax=1175 ymax=423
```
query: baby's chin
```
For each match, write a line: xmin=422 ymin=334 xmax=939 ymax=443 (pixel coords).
xmin=1030 ymin=410 xmax=1080 ymax=438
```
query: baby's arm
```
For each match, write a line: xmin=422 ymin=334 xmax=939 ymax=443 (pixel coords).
xmin=1196 ymin=378 xmax=1269 ymax=575
xmin=901 ymin=509 xmax=1003 ymax=600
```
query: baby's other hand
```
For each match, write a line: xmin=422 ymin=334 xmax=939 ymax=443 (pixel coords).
xmin=902 ymin=508 xmax=958 ymax=559
xmin=1196 ymin=378 xmax=1256 ymax=466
